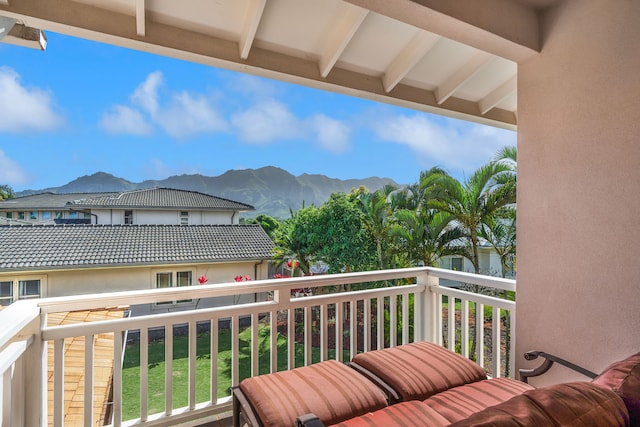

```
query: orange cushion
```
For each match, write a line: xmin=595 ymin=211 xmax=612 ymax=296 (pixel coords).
xmin=449 ymin=382 xmax=630 ymax=427
xmin=422 ymin=377 xmax=534 ymax=423
xmin=350 ymin=341 xmax=487 ymax=402
xmin=329 ymin=400 xmax=449 ymax=427
xmin=238 ymin=360 xmax=387 ymax=427
xmin=592 ymin=352 xmax=640 ymax=426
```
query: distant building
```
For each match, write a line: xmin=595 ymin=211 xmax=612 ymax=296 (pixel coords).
xmin=0 ymin=224 xmax=274 ymax=312
xmin=0 ymin=188 xmax=273 ymax=310
xmin=0 ymin=187 xmax=253 ymax=225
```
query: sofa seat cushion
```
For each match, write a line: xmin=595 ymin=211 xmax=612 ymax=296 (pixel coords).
xmin=329 ymin=400 xmax=450 ymax=427
xmin=422 ymin=377 xmax=535 ymax=423
xmin=237 ymin=360 xmax=388 ymax=427
xmin=449 ymin=382 xmax=630 ymax=427
xmin=350 ymin=341 xmax=487 ymax=402
xmin=592 ymin=352 xmax=640 ymax=426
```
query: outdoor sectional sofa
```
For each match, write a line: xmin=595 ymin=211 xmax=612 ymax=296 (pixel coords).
xmin=232 ymin=341 xmax=640 ymax=427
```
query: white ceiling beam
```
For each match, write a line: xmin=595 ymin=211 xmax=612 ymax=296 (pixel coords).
xmin=135 ymin=0 xmax=145 ymax=36
xmin=239 ymin=0 xmax=266 ymax=60
xmin=318 ymin=5 xmax=368 ymax=78
xmin=344 ymin=0 xmax=539 ymax=62
xmin=383 ymin=31 xmax=439 ymax=93
xmin=479 ymin=75 xmax=516 ymax=115
xmin=436 ymin=51 xmax=491 ymax=105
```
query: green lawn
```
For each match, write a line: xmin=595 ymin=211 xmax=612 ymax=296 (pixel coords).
xmin=121 ymin=324 xmax=335 ymax=421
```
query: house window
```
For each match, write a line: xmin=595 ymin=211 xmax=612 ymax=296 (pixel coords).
xmin=124 ymin=210 xmax=133 ymax=225
xmin=0 ymin=278 xmax=43 ymax=305
xmin=5 ymin=212 xmax=12 ymax=219
xmin=30 ymin=211 xmax=38 ymax=220
xmin=18 ymin=212 xmax=25 ymax=220
xmin=55 ymin=211 xmax=63 ymax=219
xmin=155 ymin=270 xmax=193 ymax=304
xmin=19 ymin=279 xmax=41 ymax=299
xmin=180 ymin=211 xmax=189 ymax=225
xmin=69 ymin=211 xmax=77 ymax=219
xmin=42 ymin=211 xmax=51 ymax=220
xmin=0 ymin=281 xmax=12 ymax=306
xmin=451 ymin=257 xmax=463 ymax=271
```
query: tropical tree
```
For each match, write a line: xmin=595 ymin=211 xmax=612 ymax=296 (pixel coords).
xmin=271 ymin=206 xmax=319 ymax=276
xmin=253 ymin=213 xmax=281 ymax=239
xmin=357 ymin=187 xmax=395 ymax=270
xmin=313 ymin=193 xmax=376 ymax=274
xmin=388 ymin=208 xmax=463 ymax=267
xmin=480 ymin=208 xmax=516 ymax=278
xmin=429 ymin=162 xmax=516 ymax=274
xmin=0 ymin=185 xmax=14 ymax=200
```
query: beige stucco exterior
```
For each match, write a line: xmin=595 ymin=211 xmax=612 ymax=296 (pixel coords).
xmin=517 ymin=0 xmax=640 ymax=385
xmin=0 ymin=260 xmax=269 ymax=309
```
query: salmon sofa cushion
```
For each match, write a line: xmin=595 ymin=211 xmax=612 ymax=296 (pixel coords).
xmin=592 ymin=352 xmax=640 ymax=426
xmin=350 ymin=341 xmax=487 ymax=402
xmin=329 ymin=400 xmax=449 ymax=427
xmin=237 ymin=360 xmax=387 ymax=427
xmin=449 ymin=382 xmax=630 ymax=427
xmin=422 ymin=377 xmax=534 ymax=423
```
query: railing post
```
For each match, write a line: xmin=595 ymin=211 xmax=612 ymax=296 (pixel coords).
xmin=417 ymin=269 xmax=439 ymax=343
xmin=24 ymin=314 xmax=46 ymax=427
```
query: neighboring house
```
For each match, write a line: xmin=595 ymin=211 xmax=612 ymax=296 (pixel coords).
xmin=0 ymin=187 xmax=253 ymax=225
xmin=0 ymin=224 xmax=274 ymax=314
xmin=439 ymin=245 xmax=515 ymax=279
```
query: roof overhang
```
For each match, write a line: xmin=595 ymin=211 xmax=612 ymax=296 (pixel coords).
xmin=0 ymin=0 xmax=558 ymax=130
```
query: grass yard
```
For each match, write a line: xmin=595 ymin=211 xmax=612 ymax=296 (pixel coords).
xmin=121 ymin=323 xmax=334 ymax=421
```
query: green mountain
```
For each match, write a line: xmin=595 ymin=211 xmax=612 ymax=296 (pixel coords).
xmin=19 ymin=167 xmax=400 ymax=219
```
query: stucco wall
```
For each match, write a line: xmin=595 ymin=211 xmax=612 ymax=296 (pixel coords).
xmin=92 ymin=209 xmax=236 ymax=225
xmin=517 ymin=0 xmax=640 ymax=385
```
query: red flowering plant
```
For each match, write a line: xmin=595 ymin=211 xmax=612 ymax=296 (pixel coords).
xmin=234 ymin=275 xmax=251 ymax=282
xmin=197 ymin=275 xmax=208 ymax=285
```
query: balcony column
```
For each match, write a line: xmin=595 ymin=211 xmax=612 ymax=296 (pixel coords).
xmin=417 ymin=270 xmax=439 ymax=343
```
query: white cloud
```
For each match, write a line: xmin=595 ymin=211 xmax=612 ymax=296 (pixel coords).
xmin=0 ymin=150 xmax=29 ymax=185
xmin=101 ymin=71 xmax=227 ymax=140
xmin=156 ymin=91 xmax=228 ymax=140
xmin=308 ymin=114 xmax=351 ymax=154
xmin=99 ymin=105 xmax=153 ymax=135
xmin=231 ymin=99 xmax=302 ymax=143
xmin=0 ymin=67 xmax=63 ymax=133
xmin=131 ymin=70 xmax=163 ymax=117
xmin=371 ymin=112 xmax=516 ymax=174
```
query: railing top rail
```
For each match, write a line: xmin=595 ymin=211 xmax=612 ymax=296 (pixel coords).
xmin=36 ymin=267 xmax=433 ymax=313
xmin=426 ymin=267 xmax=516 ymax=292
xmin=35 ymin=267 xmax=514 ymax=314
xmin=431 ymin=285 xmax=516 ymax=310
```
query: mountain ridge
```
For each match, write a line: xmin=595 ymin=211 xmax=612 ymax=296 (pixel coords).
xmin=17 ymin=167 xmax=400 ymax=219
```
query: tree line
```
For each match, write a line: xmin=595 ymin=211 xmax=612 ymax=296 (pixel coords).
xmin=249 ymin=146 xmax=517 ymax=279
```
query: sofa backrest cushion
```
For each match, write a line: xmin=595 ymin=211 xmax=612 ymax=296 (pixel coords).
xmin=592 ymin=352 xmax=640 ymax=426
xmin=238 ymin=360 xmax=388 ymax=427
xmin=449 ymin=382 xmax=629 ymax=427
xmin=350 ymin=341 xmax=487 ymax=402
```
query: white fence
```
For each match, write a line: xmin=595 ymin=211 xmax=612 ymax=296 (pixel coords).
xmin=0 ymin=267 xmax=515 ymax=427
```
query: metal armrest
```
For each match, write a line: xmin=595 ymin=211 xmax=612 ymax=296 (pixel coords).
xmin=296 ymin=413 xmax=326 ymax=427
xmin=519 ymin=350 xmax=598 ymax=383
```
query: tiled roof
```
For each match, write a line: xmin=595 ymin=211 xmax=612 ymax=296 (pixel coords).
xmin=68 ymin=188 xmax=254 ymax=210
xmin=0 ymin=224 xmax=274 ymax=270
xmin=0 ymin=188 xmax=254 ymax=211
xmin=0 ymin=192 xmax=111 ymax=209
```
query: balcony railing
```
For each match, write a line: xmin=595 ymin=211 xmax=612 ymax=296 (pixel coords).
xmin=0 ymin=267 xmax=515 ymax=427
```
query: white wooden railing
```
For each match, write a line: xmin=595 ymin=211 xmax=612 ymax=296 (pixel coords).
xmin=0 ymin=267 xmax=515 ymax=427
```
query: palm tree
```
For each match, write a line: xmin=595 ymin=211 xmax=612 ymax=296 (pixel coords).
xmin=389 ymin=208 xmax=463 ymax=267
xmin=271 ymin=206 xmax=318 ymax=276
xmin=480 ymin=209 xmax=516 ymax=278
xmin=357 ymin=188 xmax=395 ymax=269
xmin=429 ymin=162 xmax=516 ymax=274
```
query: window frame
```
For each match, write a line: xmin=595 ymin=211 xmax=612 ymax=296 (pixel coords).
xmin=152 ymin=268 xmax=195 ymax=306
xmin=0 ymin=276 xmax=46 ymax=305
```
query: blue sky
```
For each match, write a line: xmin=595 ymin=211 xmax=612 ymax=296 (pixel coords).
xmin=0 ymin=32 xmax=516 ymax=192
